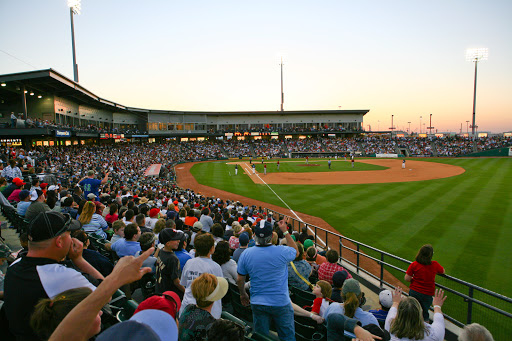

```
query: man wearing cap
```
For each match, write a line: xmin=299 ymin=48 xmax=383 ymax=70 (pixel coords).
xmin=369 ymin=289 xmax=393 ymax=325
xmin=16 ymin=189 xmax=31 ymax=217
xmin=2 ymin=176 xmax=25 ymax=199
xmin=237 ymin=217 xmax=299 ymax=340
xmin=155 ymin=228 xmax=186 ymax=297
xmin=79 ymin=170 xmax=109 ymax=201
xmin=4 ymin=211 xmax=104 ymax=340
xmin=25 ymin=189 xmax=51 ymax=222
xmin=232 ymin=232 xmax=249 ymax=263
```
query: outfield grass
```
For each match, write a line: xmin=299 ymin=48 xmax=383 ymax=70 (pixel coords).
xmin=190 ymin=158 xmax=512 ymax=297
xmin=238 ymin=159 xmax=387 ymax=173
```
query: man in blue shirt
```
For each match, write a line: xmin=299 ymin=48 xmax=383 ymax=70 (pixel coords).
xmin=78 ymin=170 xmax=109 ymax=201
xmin=237 ymin=218 xmax=298 ymax=340
xmin=111 ymin=223 xmax=141 ymax=258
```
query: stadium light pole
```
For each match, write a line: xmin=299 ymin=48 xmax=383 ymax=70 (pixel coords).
xmin=419 ymin=116 xmax=422 ymax=134
xmin=407 ymin=122 xmax=411 ymax=135
xmin=68 ymin=0 xmax=81 ymax=83
xmin=466 ymin=120 xmax=470 ymax=135
xmin=280 ymin=57 xmax=284 ymax=111
xmin=466 ymin=48 xmax=488 ymax=137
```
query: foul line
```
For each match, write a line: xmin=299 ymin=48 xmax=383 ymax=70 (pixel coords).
xmin=241 ymin=163 xmax=326 ymax=247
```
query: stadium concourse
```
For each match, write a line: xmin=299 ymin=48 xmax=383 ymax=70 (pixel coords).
xmin=0 ymin=140 xmax=502 ymax=340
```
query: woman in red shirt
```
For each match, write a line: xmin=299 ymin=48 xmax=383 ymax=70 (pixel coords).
xmin=405 ymin=244 xmax=445 ymax=321
xmin=105 ymin=203 xmax=119 ymax=225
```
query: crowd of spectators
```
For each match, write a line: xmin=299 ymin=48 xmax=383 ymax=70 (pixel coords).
xmin=358 ymin=136 xmax=398 ymax=155
xmin=475 ymin=136 xmax=512 ymax=152
xmin=0 ymin=138 xmax=500 ymax=340
xmin=435 ymin=137 xmax=475 ymax=156
xmin=221 ymin=140 xmax=251 ymax=157
xmin=322 ymin=138 xmax=360 ymax=153
xmin=397 ymin=138 xmax=434 ymax=156
xmin=252 ymin=139 xmax=284 ymax=157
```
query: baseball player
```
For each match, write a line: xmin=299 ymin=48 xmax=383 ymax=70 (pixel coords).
xmin=402 ymin=159 xmax=406 ymax=169
xmin=252 ymin=163 xmax=256 ymax=175
xmin=264 ymin=164 xmax=267 ymax=175
xmin=235 ymin=164 xmax=238 ymax=175
xmin=277 ymin=160 xmax=280 ymax=171
xmin=306 ymin=156 xmax=309 ymax=165
xmin=328 ymin=158 xmax=332 ymax=169
xmin=351 ymin=158 xmax=355 ymax=168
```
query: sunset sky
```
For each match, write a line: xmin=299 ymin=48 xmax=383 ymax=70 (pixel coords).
xmin=1 ymin=0 xmax=511 ymax=133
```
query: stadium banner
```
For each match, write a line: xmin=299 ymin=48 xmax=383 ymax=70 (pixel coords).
xmin=55 ymin=130 xmax=71 ymax=137
xmin=375 ymin=153 xmax=398 ymax=158
xmin=144 ymin=164 xmax=162 ymax=177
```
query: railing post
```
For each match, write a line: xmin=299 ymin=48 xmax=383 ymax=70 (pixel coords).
xmin=356 ymin=244 xmax=360 ymax=274
xmin=314 ymin=225 xmax=317 ymax=245
xmin=339 ymin=238 xmax=342 ymax=262
xmin=380 ymin=253 xmax=384 ymax=288
xmin=467 ymin=287 xmax=474 ymax=324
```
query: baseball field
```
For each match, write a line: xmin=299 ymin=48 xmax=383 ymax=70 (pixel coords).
xmin=179 ymin=157 xmax=512 ymax=334
xmin=183 ymin=157 xmax=512 ymax=295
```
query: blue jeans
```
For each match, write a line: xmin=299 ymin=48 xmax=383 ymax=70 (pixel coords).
xmin=251 ymin=303 xmax=295 ymax=341
xmin=409 ymin=289 xmax=433 ymax=321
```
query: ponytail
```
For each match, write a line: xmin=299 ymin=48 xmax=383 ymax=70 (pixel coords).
xmin=343 ymin=292 xmax=360 ymax=318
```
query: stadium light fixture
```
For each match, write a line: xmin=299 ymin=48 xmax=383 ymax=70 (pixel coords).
xmin=466 ymin=48 xmax=488 ymax=136
xmin=68 ymin=0 xmax=81 ymax=82
xmin=1 ymin=83 xmax=6 ymax=87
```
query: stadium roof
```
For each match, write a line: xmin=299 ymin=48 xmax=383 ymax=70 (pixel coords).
xmin=0 ymin=69 xmax=369 ymax=117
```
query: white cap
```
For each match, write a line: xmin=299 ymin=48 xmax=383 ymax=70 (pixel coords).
xmin=379 ymin=290 xmax=393 ymax=308
xmin=48 ymin=185 xmax=59 ymax=191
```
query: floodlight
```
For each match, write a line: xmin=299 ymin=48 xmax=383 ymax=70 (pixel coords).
xmin=68 ymin=0 xmax=81 ymax=15
xmin=466 ymin=48 xmax=488 ymax=62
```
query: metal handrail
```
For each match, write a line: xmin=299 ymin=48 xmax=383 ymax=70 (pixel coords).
xmin=265 ymin=207 xmax=512 ymax=329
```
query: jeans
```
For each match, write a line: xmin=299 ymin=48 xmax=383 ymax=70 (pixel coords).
xmin=409 ymin=289 xmax=433 ymax=321
xmin=251 ymin=303 xmax=295 ymax=341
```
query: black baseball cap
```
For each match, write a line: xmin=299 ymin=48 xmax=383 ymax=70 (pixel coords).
xmin=28 ymin=212 xmax=82 ymax=242
xmin=158 ymin=228 xmax=183 ymax=245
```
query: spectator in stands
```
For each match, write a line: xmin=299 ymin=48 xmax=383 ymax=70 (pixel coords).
xmin=25 ymin=189 xmax=51 ymax=222
xmin=46 ymin=248 xmax=162 ymax=341
xmin=1 ymin=159 xmax=22 ymax=182
xmin=385 ymin=287 xmax=446 ymax=341
xmin=184 ymin=209 xmax=198 ymax=228
xmin=105 ymin=203 xmax=119 ymax=225
xmin=305 ymin=244 xmax=326 ymax=278
xmin=135 ymin=232 xmax=158 ymax=273
xmin=211 ymin=223 xmax=225 ymax=244
xmin=72 ymin=230 xmax=114 ymax=277
xmin=147 ymin=208 xmax=160 ymax=230
xmin=110 ymin=220 xmax=126 ymax=244
xmin=287 ymin=243 xmax=312 ymax=291
xmin=232 ymin=232 xmax=249 ymax=262
xmin=311 ymin=280 xmax=333 ymax=318
xmin=405 ymin=244 xmax=445 ymax=321
xmin=324 ymin=278 xmax=378 ymax=326
xmin=4 ymin=211 xmax=103 ymax=340
xmin=111 ymin=223 xmax=142 ymax=258
xmin=0 ymin=177 xmax=7 ymax=192
xmin=212 ymin=240 xmax=238 ymax=284
xmin=155 ymin=228 xmax=186 ymax=297
xmin=2 ymin=176 xmax=25 ymax=199
xmin=16 ymin=189 xmax=31 ymax=217
xmin=318 ymin=249 xmax=352 ymax=285
xmin=175 ymin=232 xmax=192 ymax=270
xmin=30 ymin=287 xmax=102 ymax=340
xmin=207 ymin=319 xmax=245 ymax=341
xmin=331 ymin=270 xmax=349 ymax=302
xmin=237 ymin=218 xmax=299 ymax=340
xmin=0 ymin=244 xmax=12 ymax=302
xmin=78 ymin=170 xmax=109 ymax=201
xmin=179 ymin=233 xmax=224 ymax=318
xmin=178 ymin=273 xmax=228 ymax=341
xmin=458 ymin=323 xmax=494 ymax=341
xmin=369 ymin=289 xmax=393 ymax=327
xmin=72 ymin=186 xmax=85 ymax=204
xmin=60 ymin=196 xmax=78 ymax=219
xmin=199 ymin=207 xmax=214 ymax=232
xmin=228 ymin=221 xmax=243 ymax=250
xmin=79 ymin=201 xmax=109 ymax=239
